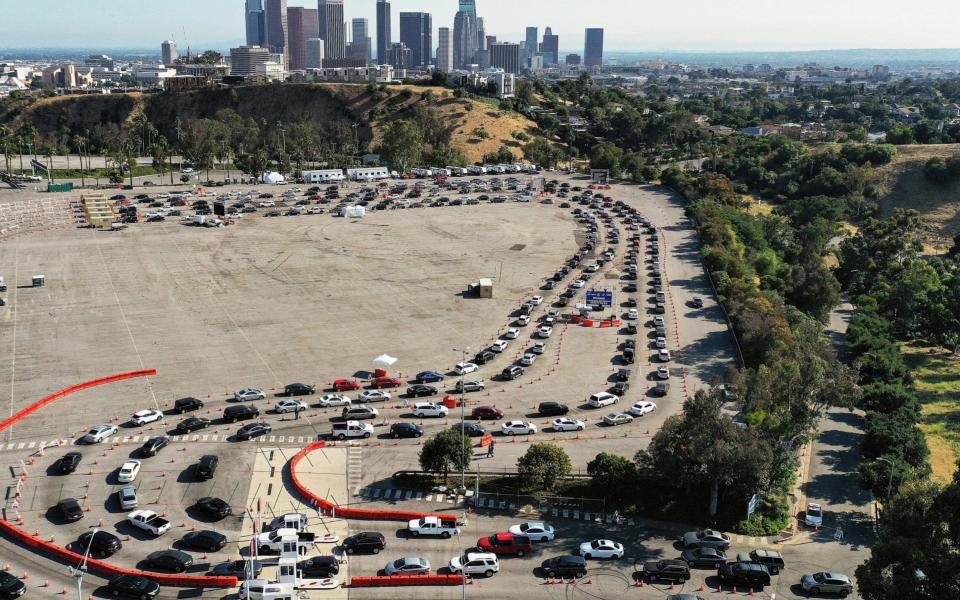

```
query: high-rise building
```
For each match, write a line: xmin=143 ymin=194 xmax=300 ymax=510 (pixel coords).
xmin=584 ymin=28 xmax=604 ymax=67
xmin=540 ymin=27 xmax=559 ymax=65
xmin=476 ymin=17 xmax=486 ymax=52
xmin=264 ymin=0 xmax=289 ymax=64
xmin=306 ymin=38 xmax=325 ymax=68
xmin=436 ymin=27 xmax=453 ymax=73
xmin=566 ymin=53 xmax=581 ymax=66
xmin=453 ymin=0 xmax=478 ymax=68
xmin=286 ymin=7 xmax=319 ymax=70
xmin=388 ymin=42 xmax=412 ymax=70
xmin=161 ymin=40 xmax=178 ymax=65
xmin=399 ymin=12 xmax=432 ymax=68
xmin=489 ymin=42 xmax=521 ymax=74
xmin=245 ymin=0 xmax=266 ymax=46
xmin=524 ymin=27 xmax=538 ymax=59
xmin=375 ymin=0 xmax=391 ymax=65
xmin=318 ymin=0 xmax=345 ymax=59
xmin=230 ymin=45 xmax=271 ymax=76
xmin=348 ymin=18 xmax=371 ymax=63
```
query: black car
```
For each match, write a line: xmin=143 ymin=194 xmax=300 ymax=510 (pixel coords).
xmin=284 ymin=383 xmax=316 ymax=396
xmin=77 ymin=530 xmax=122 ymax=558
xmin=622 ymin=348 xmax=635 ymax=364
xmin=196 ymin=454 xmax=218 ymax=480
xmin=298 ymin=556 xmax=340 ymax=578
xmin=181 ymin=530 xmax=227 ymax=551
xmin=452 ymin=422 xmax=486 ymax=437
xmin=176 ymin=417 xmax=211 ymax=434
xmin=173 ymin=397 xmax=204 ymax=413
xmin=107 ymin=575 xmax=160 ymax=600
xmin=616 ymin=368 xmax=631 ymax=382
xmin=541 ymin=555 xmax=587 ymax=579
xmin=59 ymin=498 xmax=84 ymax=522
xmin=538 ymin=402 xmax=569 ymax=416
xmin=406 ymin=385 xmax=438 ymax=398
xmin=236 ymin=422 xmax=272 ymax=441
xmin=342 ymin=531 xmax=386 ymax=554
xmin=680 ymin=547 xmax=727 ymax=568
xmin=501 ymin=366 xmax=524 ymax=380
xmin=143 ymin=549 xmax=193 ymax=572
xmin=224 ymin=405 xmax=259 ymax=422
xmin=194 ymin=496 xmax=232 ymax=519
xmin=139 ymin=436 xmax=169 ymax=457
xmin=390 ymin=423 xmax=423 ymax=438
xmin=718 ymin=562 xmax=770 ymax=587
xmin=209 ymin=560 xmax=263 ymax=578
xmin=643 ymin=559 xmax=690 ymax=583
xmin=612 ymin=382 xmax=630 ymax=395
xmin=473 ymin=350 xmax=496 ymax=365
xmin=0 ymin=571 xmax=26 ymax=599
xmin=57 ymin=451 xmax=82 ymax=474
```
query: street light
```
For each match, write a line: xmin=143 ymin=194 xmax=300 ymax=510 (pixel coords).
xmin=453 ymin=347 xmax=469 ymax=494
xmin=69 ymin=525 xmax=98 ymax=600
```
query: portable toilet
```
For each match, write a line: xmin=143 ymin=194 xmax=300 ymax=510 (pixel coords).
xmin=32 ymin=275 xmax=45 ymax=288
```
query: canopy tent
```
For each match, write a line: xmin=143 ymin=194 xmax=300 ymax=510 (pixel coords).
xmin=372 ymin=354 xmax=397 ymax=367
xmin=262 ymin=171 xmax=284 ymax=184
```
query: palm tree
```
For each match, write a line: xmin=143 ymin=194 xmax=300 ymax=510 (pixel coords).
xmin=150 ymin=137 xmax=171 ymax=185
xmin=72 ymin=134 xmax=87 ymax=187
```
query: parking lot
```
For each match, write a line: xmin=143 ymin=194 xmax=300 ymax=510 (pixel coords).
xmin=0 ymin=173 xmax=862 ymax=598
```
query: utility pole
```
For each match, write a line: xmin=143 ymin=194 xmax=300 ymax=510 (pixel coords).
xmin=453 ymin=346 xmax=469 ymax=493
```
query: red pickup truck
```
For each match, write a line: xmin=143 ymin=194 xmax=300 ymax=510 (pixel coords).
xmin=477 ymin=532 xmax=533 ymax=557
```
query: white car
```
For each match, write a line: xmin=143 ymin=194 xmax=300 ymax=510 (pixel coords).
xmin=130 ymin=410 xmax=163 ymax=426
xmin=412 ymin=403 xmax=449 ymax=418
xmin=629 ymin=401 xmax=657 ymax=417
xmin=318 ymin=394 xmax=351 ymax=407
xmin=491 ymin=340 xmax=509 ymax=353
xmin=572 ymin=280 xmax=585 ymax=289
xmin=83 ymin=424 xmax=118 ymax=444
xmin=118 ymin=485 xmax=138 ymax=510
xmin=551 ymin=418 xmax=585 ymax=432
xmin=530 ymin=296 xmax=543 ymax=305
xmin=501 ymin=421 xmax=537 ymax=436
xmin=654 ymin=316 xmax=665 ymax=327
xmin=449 ymin=552 xmax=500 ymax=577
xmin=659 ymin=349 xmax=672 ymax=362
xmin=543 ymin=315 xmax=556 ymax=325
xmin=517 ymin=315 xmax=531 ymax=326
xmin=579 ymin=539 xmax=624 ymax=560
xmin=588 ymin=392 xmax=619 ymax=408
xmin=805 ymin=503 xmax=823 ymax=528
xmin=505 ymin=328 xmax=520 ymax=340
xmin=235 ymin=388 xmax=266 ymax=402
xmin=656 ymin=337 xmax=667 ymax=349
xmin=627 ymin=308 xmax=639 ymax=320
xmin=117 ymin=460 xmax=142 ymax=483
xmin=509 ymin=522 xmax=555 ymax=542
xmin=538 ymin=326 xmax=554 ymax=339
xmin=587 ymin=264 xmax=599 ymax=273
xmin=657 ymin=367 xmax=670 ymax=380
xmin=274 ymin=399 xmax=307 ymax=414
xmin=531 ymin=341 xmax=547 ymax=355
xmin=455 ymin=362 xmax=479 ymax=375
xmin=520 ymin=353 xmax=537 ymax=366
xmin=358 ymin=390 xmax=391 ymax=403
xmin=258 ymin=200 xmax=275 ymax=207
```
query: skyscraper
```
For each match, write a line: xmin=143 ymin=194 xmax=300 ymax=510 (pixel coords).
xmin=350 ymin=18 xmax=371 ymax=63
xmin=263 ymin=0 xmax=289 ymax=67
xmin=584 ymin=28 xmax=604 ymax=67
xmin=230 ymin=45 xmax=271 ymax=76
xmin=399 ymin=12 xmax=432 ymax=68
xmin=524 ymin=27 xmax=538 ymax=59
xmin=490 ymin=42 xmax=521 ymax=74
xmin=286 ymin=7 xmax=319 ymax=70
xmin=540 ymin=27 xmax=559 ymax=65
xmin=318 ymin=0 xmax=345 ymax=60
xmin=375 ymin=0 xmax=391 ymax=65
xmin=437 ymin=27 xmax=453 ymax=73
xmin=161 ymin=40 xmax=178 ymax=65
xmin=245 ymin=0 xmax=266 ymax=46
xmin=306 ymin=38 xmax=325 ymax=68
xmin=453 ymin=0 xmax=478 ymax=68
xmin=476 ymin=17 xmax=486 ymax=52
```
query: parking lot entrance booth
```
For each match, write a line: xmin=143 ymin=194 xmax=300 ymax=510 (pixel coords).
xmin=477 ymin=278 xmax=494 ymax=298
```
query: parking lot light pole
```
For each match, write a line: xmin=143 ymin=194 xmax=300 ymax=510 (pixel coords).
xmin=69 ymin=525 xmax=97 ymax=600
xmin=453 ymin=347 xmax=469 ymax=494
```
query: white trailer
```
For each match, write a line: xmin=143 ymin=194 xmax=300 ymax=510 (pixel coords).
xmin=302 ymin=170 xmax=345 ymax=183
xmin=346 ymin=167 xmax=389 ymax=181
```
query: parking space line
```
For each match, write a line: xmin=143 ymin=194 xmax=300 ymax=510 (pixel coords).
xmin=5 ymin=244 xmax=18 ymax=442
xmin=201 ymin=435 xmax=208 ymax=441
xmin=268 ymin=436 xmax=275 ymax=442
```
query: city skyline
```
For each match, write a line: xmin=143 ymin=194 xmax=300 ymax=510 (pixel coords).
xmin=2 ymin=0 xmax=959 ymax=53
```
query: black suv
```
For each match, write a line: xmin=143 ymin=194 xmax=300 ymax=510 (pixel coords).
xmin=737 ymin=550 xmax=785 ymax=575
xmin=538 ymin=402 xmax=569 ymax=416
xmin=0 ymin=571 xmax=27 ymax=599
xmin=224 ymin=405 xmax=259 ymax=423
xmin=298 ymin=556 xmax=340 ymax=578
xmin=57 ymin=452 xmax=82 ymax=474
xmin=342 ymin=531 xmax=386 ymax=554
xmin=616 ymin=368 xmax=631 ymax=382
xmin=139 ymin=436 xmax=169 ymax=457
xmin=473 ymin=350 xmax=496 ymax=365
xmin=196 ymin=454 xmax=218 ymax=480
xmin=390 ymin=423 xmax=423 ymax=438
xmin=541 ymin=555 xmax=587 ymax=579
xmin=501 ymin=366 xmax=524 ymax=380
xmin=77 ymin=530 xmax=122 ymax=558
xmin=173 ymin=397 xmax=204 ymax=413
xmin=59 ymin=498 xmax=84 ymax=522
xmin=642 ymin=559 xmax=690 ymax=583
xmin=718 ymin=562 xmax=771 ymax=587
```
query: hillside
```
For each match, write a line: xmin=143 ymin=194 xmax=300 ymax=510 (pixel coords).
xmin=0 ymin=83 xmax=538 ymax=165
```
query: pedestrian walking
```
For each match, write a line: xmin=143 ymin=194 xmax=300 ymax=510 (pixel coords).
xmin=487 ymin=440 xmax=495 ymax=458
xmin=295 ymin=405 xmax=301 ymax=420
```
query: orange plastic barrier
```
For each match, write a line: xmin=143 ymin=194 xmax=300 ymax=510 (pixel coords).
xmin=349 ymin=575 xmax=465 ymax=588
xmin=581 ymin=319 xmax=594 ymax=327
xmin=570 ymin=316 xmax=582 ymax=324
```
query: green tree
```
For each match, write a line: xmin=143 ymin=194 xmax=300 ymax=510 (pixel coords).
xmin=380 ymin=120 xmax=423 ymax=172
xmin=150 ymin=137 xmax=172 ymax=186
xmin=517 ymin=443 xmax=572 ymax=491
xmin=589 ymin=142 xmax=623 ymax=175
xmin=587 ymin=453 xmax=636 ymax=505
xmin=419 ymin=430 xmax=471 ymax=484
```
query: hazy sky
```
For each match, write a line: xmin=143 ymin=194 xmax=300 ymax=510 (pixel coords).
xmin=3 ymin=0 xmax=960 ymax=52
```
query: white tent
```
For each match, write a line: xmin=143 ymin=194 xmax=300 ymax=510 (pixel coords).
xmin=262 ymin=171 xmax=285 ymax=184
xmin=372 ymin=354 xmax=397 ymax=367
xmin=344 ymin=206 xmax=365 ymax=218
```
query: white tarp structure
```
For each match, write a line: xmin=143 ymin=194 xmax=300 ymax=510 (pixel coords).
xmin=372 ymin=354 xmax=397 ymax=367
xmin=262 ymin=171 xmax=285 ymax=184
xmin=344 ymin=206 xmax=365 ymax=218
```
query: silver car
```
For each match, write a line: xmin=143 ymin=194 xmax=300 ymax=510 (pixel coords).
xmin=801 ymin=572 xmax=853 ymax=597
xmin=118 ymin=485 xmax=138 ymax=510
xmin=385 ymin=557 xmax=430 ymax=576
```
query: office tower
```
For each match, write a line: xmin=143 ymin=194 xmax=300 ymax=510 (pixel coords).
xmin=436 ymin=27 xmax=453 ymax=72
xmin=388 ymin=42 xmax=412 ymax=70
xmin=453 ymin=0 xmax=478 ymax=68
xmin=351 ymin=19 xmax=371 ymax=61
xmin=286 ymin=7 xmax=319 ymax=70
xmin=566 ymin=53 xmax=581 ymax=66
xmin=399 ymin=12 xmax=432 ymax=67
xmin=476 ymin=17 xmax=486 ymax=52
xmin=525 ymin=27 xmax=538 ymax=59
xmin=264 ymin=0 xmax=288 ymax=65
xmin=245 ymin=0 xmax=266 ymax=46
xmin=230 ymin=45 xmax=271 ymax=76
xmin=161 ymin=40 xmax=178 ymax=65
xmin=485 ymin=35 xmax=497 ymax=49
xmin=318 ymin=0 xmax=346 ymax=59
xmin=540 ymin=27 xmax=559 ymax=65
xmin=489 ymin=42 xmax=521 ymax=74
xmin=376 ymin=0 xmax=391 ymax=65
xmin=584 ymin=28 xmax=604 ymax=67
xmin=306 ymin=38 xmax=325 ymax=68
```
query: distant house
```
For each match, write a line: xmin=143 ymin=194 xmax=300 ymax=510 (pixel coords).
xmin=893 ymin=105 xmax=922 ymax=121
xmin=945 ymin=103 xmax=960 ymax=117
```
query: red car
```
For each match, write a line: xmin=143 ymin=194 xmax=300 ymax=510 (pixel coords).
xmin=370 ymin=377 xmax=402 ymax=389
xmin=333 ymin=379 xmax=361 ymax=391
xmin=472 ymin=406 xmax=504 ymax=420
xmin=478 ymin=532 xmax=533 ymax=556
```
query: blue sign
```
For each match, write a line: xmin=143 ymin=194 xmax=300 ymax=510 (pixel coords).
xmin=586 ymin=290 xmax=613 ymax=307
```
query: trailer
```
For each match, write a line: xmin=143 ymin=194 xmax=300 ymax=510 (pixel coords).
xmin=302 ymin=170 xmax=345 ymax=183
xmin=346 ymin=166 xmax=389 ymax=181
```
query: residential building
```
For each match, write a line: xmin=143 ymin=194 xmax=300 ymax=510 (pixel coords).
xmin=388 ymin=42 xmax=412 ymax=70
xmin=566 ymin=53 xmax=581 ymax=66
xmin=161 ymin=40 xmax=178 ymax=66
xmin=399 ymin=12 xmax=432 ymax=68
xmin=306 ymin=64 xmax=394 ymax=83
xmin=540 ymin=27 xmax=559 ymax=65
xmin=305 ymin=38 xmax=325 ymax=68
xmin=452 ymin=69 xmax=515 ymax=98
xmin=287 ymin=7 xmax=319 ymax=71
xmin=525 ymin=27 xmax=538 ymax=59
xmin=376 ymin=0 xmax=391 ymax=65
xmin=453 ymin=0 xmax=478 ymax=68
xmin=437 ymin=27 xmax=453 ymax=73
xmin=230 ymin=45 xmax=271 ymax=76
xmin=318 ymin=0 xmax=346 ymax=59
xmin=245 ymin=0 xmax=266 ymax=46
xmin=349 ymin=18 xmax=371 ymax=63
xmin=256 ymin=60 xmax=286 ymax=80
xmin=584 ymin=28 xmax=603 ymax=67
xmin=489 ymin=42 xmax=521 ymax=74
xmin=264 ymin=0 xmax=289 ymax=64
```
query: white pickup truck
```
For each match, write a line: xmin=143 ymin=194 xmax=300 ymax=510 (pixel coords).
xmin=331 ymin=420 xmax=374 ymax=440
xmin=127 ymin=510 xmax=171 ymax=536
xmin=256 ymin=528 xmax=316 ymax=555
xmin=408 ymin=516 xmax=461 ymax=539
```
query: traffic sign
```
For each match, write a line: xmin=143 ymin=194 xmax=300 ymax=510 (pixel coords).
xmin=585 ymin=289 xmax=613 ymax=307
xmin=746 ymin=493 xmax=759 ymax=518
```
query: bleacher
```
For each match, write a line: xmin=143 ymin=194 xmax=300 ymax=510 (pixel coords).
xmin=80 ymin=193 xmax=116 ymax=228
